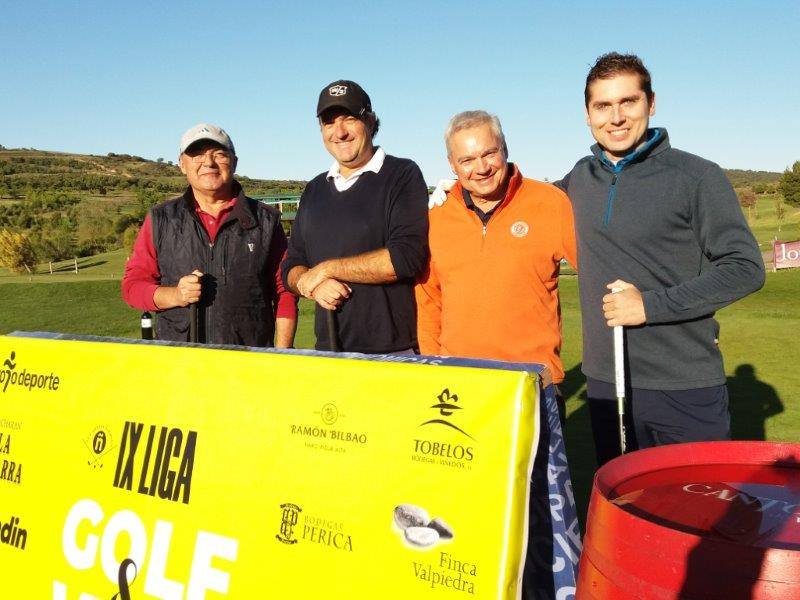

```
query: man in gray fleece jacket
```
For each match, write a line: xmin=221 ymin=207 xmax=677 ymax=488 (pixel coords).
xmin=557 ymin=53 xmax=764 ymax=466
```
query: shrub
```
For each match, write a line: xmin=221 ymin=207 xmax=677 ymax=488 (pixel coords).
xmin=0 ymin=228 xmax=37 ymax=273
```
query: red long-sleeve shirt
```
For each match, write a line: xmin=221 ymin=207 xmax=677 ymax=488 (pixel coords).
xmin=122 ymin=199 xmax=297 ymax=319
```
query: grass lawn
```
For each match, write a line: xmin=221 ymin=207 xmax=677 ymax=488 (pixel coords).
xmin=0 ymin=280 xmax=138 ymax=338
xmin=1 ymin=232 xmax=798 ymax=526
xmin=743 ymin=193 xmax=800 ymax=256
xmin=0 ymin=249 xmax=129 ymax=284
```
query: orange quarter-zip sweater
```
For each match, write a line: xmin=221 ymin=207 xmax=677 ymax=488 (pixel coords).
xmin=415 ymin=165 xmax=577 ymax=382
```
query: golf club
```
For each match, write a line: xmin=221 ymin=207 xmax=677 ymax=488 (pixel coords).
xmin=189 ymin=303 xmax=198 ymax=344
xmin=612 ymin=286 xmax=627 ymax=454
xmin=326 ymin=308 xmax=340 ymax=352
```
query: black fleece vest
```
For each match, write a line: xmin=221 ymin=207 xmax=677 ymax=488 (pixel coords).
xmin=151 ymin=187 xmax=280 ymax=346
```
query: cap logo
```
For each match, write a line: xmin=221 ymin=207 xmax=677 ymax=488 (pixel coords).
xmin=510 ymin=221 xmax=529 ymax=238
xmin=329 ymin=85 xmax=348 ymax=96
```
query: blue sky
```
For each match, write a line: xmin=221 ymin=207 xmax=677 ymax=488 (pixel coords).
xmin=1 ymin=0 xmax=798 ymax=184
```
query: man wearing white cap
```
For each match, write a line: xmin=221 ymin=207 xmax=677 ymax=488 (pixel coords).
xmin=122 ymin=123 xmax=297 ymax=346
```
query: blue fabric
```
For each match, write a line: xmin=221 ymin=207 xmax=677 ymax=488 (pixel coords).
xmin=598 ymin=127 xmax=662 ymax=171
xmin=524 ymin=383 xmax=581 ymax=598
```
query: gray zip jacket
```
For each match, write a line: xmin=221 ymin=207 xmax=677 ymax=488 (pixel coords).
xmin=557 ymin=128 xmax=764 ymax=389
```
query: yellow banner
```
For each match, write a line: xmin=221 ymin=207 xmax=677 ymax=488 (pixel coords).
xmin=0 ymin=335 xmax=539 ymax=599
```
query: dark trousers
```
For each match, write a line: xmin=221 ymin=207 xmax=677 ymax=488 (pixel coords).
xmin=586 ymin=377 xmax=730 ymax=467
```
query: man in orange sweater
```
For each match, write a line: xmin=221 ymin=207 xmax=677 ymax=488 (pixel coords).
xmin=416 ymin=110 xmax=577 ymax=385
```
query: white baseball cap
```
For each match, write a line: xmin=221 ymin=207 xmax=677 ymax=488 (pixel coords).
xmin=179 ymin=123 xmax=235 ymax=155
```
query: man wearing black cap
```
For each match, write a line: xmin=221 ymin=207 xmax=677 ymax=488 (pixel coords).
xmin=122 ymin=123 xmax=298 ymax=346
xmin=282 ymin=80 xmax=428 ymax=353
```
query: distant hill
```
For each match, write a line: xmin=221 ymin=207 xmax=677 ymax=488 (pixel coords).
xmin=0 ymin=147 xmax=305 ymax=198
xmin=0 ymin=147 xmax=795 ymax=271
xmin=723 ymin=169 xmax=782 ymax=188
xmin=0 ymin=148 xmax=306 ymax=265
xmin=1 ymin=147 xmax=783 ymax=196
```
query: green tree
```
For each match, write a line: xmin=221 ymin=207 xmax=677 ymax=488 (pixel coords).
xmin=34 ymin=217 xmax=76 ymax=262
xmin=775 ymin=197 xmax=786 ymax=233
xmin=114 ymin=213 xmax=139 ymax=235
xmin=77 ymin=203 xmax=113 ymax=243
xmin=736 ymin=188 xmax=758 ymax=221
xmin=0 ymin=229 xmax=37 ymax=273
xmin=135 ymin=188 xmax=164 ymax=219
xmin=123 ymin=225 xmax=140 ymax=255
xmin=778 ymin=161 xmax=800 ymax=207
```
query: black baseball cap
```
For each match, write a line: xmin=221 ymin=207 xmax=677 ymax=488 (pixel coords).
xmin=316 ymin=80 xmax=372 ymax=117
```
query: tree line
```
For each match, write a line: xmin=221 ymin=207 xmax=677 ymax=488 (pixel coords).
xmin=3 ymin=148 xmax=796 ymax=274
xmin=0 ymin=149 xmax=305 ymax=274
xmin=734 ymin=162 xmax=800 ymax=232
xmin=1 ymin=150 xmax=305 ymax=199
xmin=0 ymin=189 xmax=156 ymax=272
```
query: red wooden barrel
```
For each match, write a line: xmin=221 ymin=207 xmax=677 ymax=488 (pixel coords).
xmin=576 ymin=441 xmax=800 ymax=599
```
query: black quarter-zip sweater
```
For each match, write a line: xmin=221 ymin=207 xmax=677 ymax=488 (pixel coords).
xmin=557 ymin=128 xmax=765 ymax=389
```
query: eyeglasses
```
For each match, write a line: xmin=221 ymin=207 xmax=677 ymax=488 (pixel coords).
xmin=187 ymin=150 xmax=232 ymax=164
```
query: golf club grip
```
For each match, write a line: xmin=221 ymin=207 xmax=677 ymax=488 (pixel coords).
xmin=189 ymin=303 xmax=198 ymax=344
xmin=614 ymin=325 xmax=625 ymax=398
xmin=326 ymin=308 xmax=340 ymax=352
xmin=611 ymin=286 xmax=625 ymax=399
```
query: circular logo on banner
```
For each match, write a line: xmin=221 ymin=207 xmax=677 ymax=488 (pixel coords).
xmin=510 ymin=221 xmax=529 ymax=238
xmin=321 ymin=403 xmax=339 ymax=425
xmin=93 ymin=431 xmax=107 ymax=454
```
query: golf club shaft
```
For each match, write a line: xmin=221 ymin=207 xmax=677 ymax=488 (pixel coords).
xmin=614 ymin=324 xmax=625 ymax=397
xmin=189 ymin=303 xmax=198 ymax=344
xmin=326 ymin=308 xmax=340 ymax=352
xmin=612 ymin=287 xmax=627 ymax=454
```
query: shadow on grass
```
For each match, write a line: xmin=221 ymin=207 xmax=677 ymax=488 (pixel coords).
xmin=728 ymin=363 xmax=784 ymax=441
xmin=50 ymin=259 xmax=108 ymax=273
xmin=564 ymin=362 xmax=785 ymax=533
xmin=680 ymin=454 xmax=799 ymax=599
xmin=561 ymin=362 xmax=596 ymax=532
